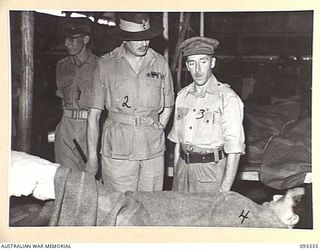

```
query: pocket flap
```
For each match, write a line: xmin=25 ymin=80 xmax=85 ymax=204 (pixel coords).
xmin=177 ymin=107 xmax=190 ymax=120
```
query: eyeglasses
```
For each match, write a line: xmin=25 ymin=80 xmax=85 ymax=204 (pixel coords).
xmin=65 ymin=34 xmax=84 ymax=43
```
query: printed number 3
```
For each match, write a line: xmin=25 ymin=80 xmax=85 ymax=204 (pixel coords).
xmin=196 ymin=109 xmax=205 ymax=119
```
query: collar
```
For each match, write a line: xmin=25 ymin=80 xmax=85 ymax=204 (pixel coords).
xmin=186 ymin=74 xmax=221 ymax=98
xmin=85 ymin=50 xmax=97 ymax=65
xmin=71 ymin=49 xmax=96 ymax=66
xmin=117 ymin=43 xmax=126 ymax=60
xmin=116 ymin=43 xmax=156 ymax=66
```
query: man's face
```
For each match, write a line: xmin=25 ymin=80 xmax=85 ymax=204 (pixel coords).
xmin=64 ymin=34 xmax=88 ymax=56
xmin=268 ymin=187 xmax=305 ymax=228
xmin=124 ymin=40 xmax=150 ymax=57
xmin=186 ymin=54 xmax=215 ymax=86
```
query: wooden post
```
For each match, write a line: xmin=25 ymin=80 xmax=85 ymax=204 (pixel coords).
xmin=17 ymin=11 xmax=34 ymax=153
xmin=200 ymin=12 xmax=204 ymax=37
xmin=176 ymin=13 xmax=184 ymax=91
xmin=170 ymin=12 xmax=192 ymax=92
xmin=163 ymin=12 xmax=169 ymax=61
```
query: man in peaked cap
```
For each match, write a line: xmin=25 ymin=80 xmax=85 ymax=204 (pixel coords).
xmin=168 ymin=36 xmax=245 ymax=193
xmin=54 ymin=17 xmax=99 ymax=173
xmin=85 ymin=13 xmax=174 ymax=192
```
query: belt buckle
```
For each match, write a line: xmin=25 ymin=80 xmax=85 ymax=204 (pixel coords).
xmin=186 ymin=151 xmax=190 ymax=164
xmin=73 ymin=110 xmax=82 ymax=119
xmin=71 ymin=110 xmax=77 ymax=119
xmin=134 ymin=117 xmax=141 ymax=126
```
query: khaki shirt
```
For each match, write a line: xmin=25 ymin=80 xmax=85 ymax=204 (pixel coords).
xmin=168 ymin=75 xmax=245 ymax=154
xmin=56 ymin=51 xmax=98 ymax=110
xmin=88 ymin=45 xmax=175 ymax=160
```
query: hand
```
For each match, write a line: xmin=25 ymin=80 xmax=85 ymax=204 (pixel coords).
xmin=153 ymin=121 xmax=164 ymax=130
xmin=85 ymin=155 xmax=98 ymax=176
xmin=218 ymin=183 xmax=231 ymax=192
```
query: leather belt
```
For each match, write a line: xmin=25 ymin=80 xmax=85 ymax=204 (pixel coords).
xmin=108 ymin=111 xmax=158 ymax=126
xmin=63 ymin=109 xmax=88 ymax=120
xmin=180 ymin=149 xmax=225 ymax=164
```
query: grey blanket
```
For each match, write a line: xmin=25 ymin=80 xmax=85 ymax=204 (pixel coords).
xmin=260 ymin=118 xmax=311 ymax=189
xmin=243 ymin=101 xmax=311 ymax=189
xmin=49 ymin=166 xmax=286 ymax=228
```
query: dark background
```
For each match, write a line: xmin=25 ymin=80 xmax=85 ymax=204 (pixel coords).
xmin=10 ymin=11 xmax=312 ymax=159
xmin=9 ymin=11 xmax=313 ymax=229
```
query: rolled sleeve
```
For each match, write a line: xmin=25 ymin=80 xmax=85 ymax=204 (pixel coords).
xmin=164 ymin=93 xmax=175 ymax=108
xmin=163 ymin=63 xmax=175 ymax=108
xmin=85 ymin=61 xmax=105 ymax=110
xmin=222 ymin=95 xmax=246 ymax=154
xmin=168 ymin=123 xmax=179 ymax=143
xmin=55 ymin=62 xmax=63 ymax=98
xmin=55 ymin=90 xmax=63 ymax=98
xmin=167 ymin=106 xmax=179 ymax=143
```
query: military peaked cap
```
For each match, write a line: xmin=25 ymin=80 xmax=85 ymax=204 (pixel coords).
xmin=179 ymin=36 xmax=219 ymax=57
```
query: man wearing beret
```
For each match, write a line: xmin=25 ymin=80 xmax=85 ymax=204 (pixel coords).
xmin=54 ymin=17 xmax=98 ymax=173
xmin=168 ymin=36 xmax=245 ymax=193
xmin=86 ymin=13 xmax=174 ymax=192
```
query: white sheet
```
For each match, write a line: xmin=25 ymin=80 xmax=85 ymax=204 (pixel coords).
xmin=9 ymin=151 xmax=59 ymax=200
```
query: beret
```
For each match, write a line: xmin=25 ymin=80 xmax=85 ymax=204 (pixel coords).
xmin=59 ymin=17 xmax=92 ymax=37
xmin=179 ymin=36 xmax=219 ymax=57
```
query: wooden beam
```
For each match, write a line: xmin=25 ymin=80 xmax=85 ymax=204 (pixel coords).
xmin=200 ymin=12 xmax=204 ymax=37
xmin=163 ymin=12 xmax=169 ymax=61
xmin=170 ymin=12 xmax=192 ymax=92
xmin=17 ymin=11 xmax=34 ymax=153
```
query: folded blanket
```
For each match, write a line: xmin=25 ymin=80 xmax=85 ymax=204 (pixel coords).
xmin=260 ymin=118 xmax=311 ymax=189
xmin=244 ymin=102 xmax=300 ymax=165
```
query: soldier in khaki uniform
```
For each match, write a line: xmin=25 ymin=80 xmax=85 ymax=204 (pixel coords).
xmin=54 ymin=17 xmax=98 ymax=173
xmin=86 ymin=13 xmax=174 ymax=192
xmin=168 ymin=37 xmax=245 ymax=193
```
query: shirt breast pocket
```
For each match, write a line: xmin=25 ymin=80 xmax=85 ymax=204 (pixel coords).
xmin=61 ymin=77 xmax=76 ymax=105
xmin=212 ymin=110 xmax=221 ymax=124
xmin=176 ymin=107 xmax=190 ymax=138
xmin=109 ymin=76 xmax=128 ymax=108
xmin=176 ymin=107 xmax=189 ymax=120
xmin=78 ymin=79 xmax=90 ymax=106
xmin=196 ymin=111 xmax=214 ymax=144
xmin=140 ymin=77 xmax=162 ymax=109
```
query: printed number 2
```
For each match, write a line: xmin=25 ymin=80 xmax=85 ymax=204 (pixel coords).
xmin=122 ymin=96 xmax=131 ymax=108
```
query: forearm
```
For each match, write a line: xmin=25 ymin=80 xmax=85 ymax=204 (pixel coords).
xmin=86 ymin=109 xmax=102 ymax=174
xmin=174 ymin=143 xmax=180 ymax=167
xmin=159 ymin=106 xmax=173 ymax=128
xmin=87 ymin=109 xmax=101 ymax=157
xmin=219 ymin=153 xmax=241 ymax=192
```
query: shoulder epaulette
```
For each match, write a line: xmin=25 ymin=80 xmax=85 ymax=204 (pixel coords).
xmin=150 ymin=48 xmax=167 ymax=62
xmin=57 ymin=57 xmax=69 ymax=65
xmin=154 ymin=50 xmax=165 ymax=59
xmin=177 ymin=84 xmax=192 ymax=96
xmin=223 ymin=83 xmax=231 ymax=88
xmin=100 ymin=51 xmax=115 ymax=60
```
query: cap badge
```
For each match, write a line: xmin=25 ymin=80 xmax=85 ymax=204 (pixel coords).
xmin=142 ymin=19 xmax=147 ymax=30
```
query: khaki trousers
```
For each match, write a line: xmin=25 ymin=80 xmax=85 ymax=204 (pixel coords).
xmin=172 ymin=157 xmax=227 ymax=193
xmin=101 ymin=155 xmax=164 ymax=193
